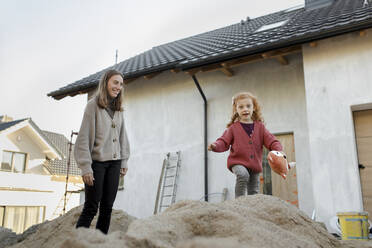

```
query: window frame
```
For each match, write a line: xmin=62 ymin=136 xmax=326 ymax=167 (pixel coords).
xmin=1 ymin=150 xmax=28 ymax=173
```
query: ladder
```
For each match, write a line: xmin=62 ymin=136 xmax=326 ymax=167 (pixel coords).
xmin=52 ymin=191 xmax=72 ymax=218
xmin=154 ymin=151 xmax=181 ymax=214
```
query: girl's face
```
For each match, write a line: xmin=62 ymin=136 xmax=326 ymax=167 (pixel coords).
xmin=236 ymin=97 xmax=254 ymax=123
xmin=107 ymin=74 xmax=124 ymax=99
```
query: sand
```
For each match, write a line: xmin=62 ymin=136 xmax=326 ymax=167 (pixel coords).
xmin=8 ymin=205 xmax=135 ymax=248
xmin=7 ymin=194 xmax=372 ymax=248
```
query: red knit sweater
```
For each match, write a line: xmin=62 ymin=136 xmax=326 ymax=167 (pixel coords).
xmin=213 ymin=121 xmax=282 ymax=173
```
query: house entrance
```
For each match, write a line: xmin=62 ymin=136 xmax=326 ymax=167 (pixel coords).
xmin=353 ymin=109 xmax=372 ymax=215
xmin=260 ymin=133 xmax=298 ymax=206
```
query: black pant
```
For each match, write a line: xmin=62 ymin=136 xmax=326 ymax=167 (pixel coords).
xmin=76 ymin=160 xmax=121 ymax=234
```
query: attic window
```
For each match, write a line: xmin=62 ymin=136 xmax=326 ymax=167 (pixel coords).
xmin=255 ymin=20 xmax=288 ymax=33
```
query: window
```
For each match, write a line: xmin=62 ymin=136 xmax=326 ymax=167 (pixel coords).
xmin=255 ymin=20 xmax=288 ymax=33
xmin=0 ymin=206 xmax=45 ymax=233
xmin=1 ymin=151 xmax=27 ymax=173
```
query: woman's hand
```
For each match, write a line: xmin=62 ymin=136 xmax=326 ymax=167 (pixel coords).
xmin=82 ymin=173 xmax=94 ymax=186
xmin=120 ymin=168 xmax=128 ymax=177
xmin=208 ymin=143 xmax=216 ymax=151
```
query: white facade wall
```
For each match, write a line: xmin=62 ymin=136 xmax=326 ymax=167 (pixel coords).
xmin=0 ymin=172 xmax=81 ymax=220
xmin=0 ymin=128 xmax=81 ymax=221
xmin=302 ymin=28 xmax=372 ymax=228
xmin=1 ymin=127 xmax=49 ymax=174
xmin=112 ymin=53 xmax=315 ymax=218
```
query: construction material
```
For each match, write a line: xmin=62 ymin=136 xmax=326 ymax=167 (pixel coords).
xmin=9 ymin=205 xmax=135 ymax=248
xmin=0 ymin=226 xmax=17 ymax=248
xmin=154 ymin=151 xmax=181 ymax=214
xmin=337 ymin=212 xmax=369 ymax=240
xmin=9 ymin=195 xmax=372 ymax=248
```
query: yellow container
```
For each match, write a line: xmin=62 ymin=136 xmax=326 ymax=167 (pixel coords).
xmin=337 ymin=212 xmax=369 ymax=240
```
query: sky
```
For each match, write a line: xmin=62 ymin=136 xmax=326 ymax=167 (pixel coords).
xmin=0 ymin=0 xmax=303 ymax=138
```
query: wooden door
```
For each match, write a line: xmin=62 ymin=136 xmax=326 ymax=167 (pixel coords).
xmin=353 ymin=110 xmax=372 ymax=215
xmin=260 ymin=133 xmax=298 ymax=206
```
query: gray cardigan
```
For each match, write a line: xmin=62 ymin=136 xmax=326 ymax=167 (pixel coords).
xmin=74 ymin=97 xmax=130 ymax=175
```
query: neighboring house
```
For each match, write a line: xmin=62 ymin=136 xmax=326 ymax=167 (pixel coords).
xmin=48 ymin=0 xmax=372 ymax=230
xmin=42 ymin=130 xmax=81 ymax=177
xmin=0 ymin=117 xmax=82 ymax=233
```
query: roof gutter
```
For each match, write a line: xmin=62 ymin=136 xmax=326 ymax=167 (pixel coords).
xmin=191 ymin=75 xmax=209 ymax=202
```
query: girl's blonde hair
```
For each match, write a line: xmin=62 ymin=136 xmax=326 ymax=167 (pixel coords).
xmin=227 ymin=92 xmax=264 ymax=128
xmin=95 ymin=69 xmax=124 ymax=111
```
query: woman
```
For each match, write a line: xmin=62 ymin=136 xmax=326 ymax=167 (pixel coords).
xmin=74 ymin=69 xmax=130 ymax=234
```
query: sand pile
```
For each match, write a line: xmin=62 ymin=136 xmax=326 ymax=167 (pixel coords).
xmin=8 ymin=195 xmax=372 ymax=248
xmin=0 ymin=227 xmax=18 ymax=248
xmin=124 ymin=195 xmax=340 ymax=248
xmin=8 ymin=205 xmax=135 ymax=248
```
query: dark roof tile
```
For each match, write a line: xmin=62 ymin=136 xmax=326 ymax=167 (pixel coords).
xmin=48 ymin=0 xmax=372 ymax=99
xmin=43 ymin=131 xmax=80 ymax=176
xmin=0 ymin=119 xmax=64 ymax=160
xmin=0 ymin=119 xmax=27 ymax=132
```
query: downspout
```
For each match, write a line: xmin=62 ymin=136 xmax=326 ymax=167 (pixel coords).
xmin=191 ymin=75 xmax=208 ymax=202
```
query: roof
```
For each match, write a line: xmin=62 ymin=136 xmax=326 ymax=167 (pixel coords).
xmin=0 ymin=119 xmax=27 ymax=132
xmin=0 ymin=118 xmax=64 ymax=160
xmin=48 ymin=0 xmax=372 ymax=99
xmin=42 ymin=131 xmax=81 ymax=176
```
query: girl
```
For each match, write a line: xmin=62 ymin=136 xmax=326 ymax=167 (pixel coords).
xmin=74 ymin=69 xmax=130 ymax=234
xmin=208 ymin=92 xmax=284 ymax=198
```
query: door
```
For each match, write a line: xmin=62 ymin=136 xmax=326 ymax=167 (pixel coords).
xmin=353 ymin=110 xmax=372 ymax=215
xmin=260 ymin=133 xmax=298 ymax=206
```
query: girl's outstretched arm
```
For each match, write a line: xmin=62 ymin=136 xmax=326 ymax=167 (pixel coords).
xmin=207 ymin=143 xmax=216 ymax=151
xmin=211 ymin=128 xmax=233 ymax=152
xmin=262 ymin=125 xmax=283 ymax=151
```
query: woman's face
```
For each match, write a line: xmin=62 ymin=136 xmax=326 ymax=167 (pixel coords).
xmin=107 ymin=74 xmax=124 ymax=99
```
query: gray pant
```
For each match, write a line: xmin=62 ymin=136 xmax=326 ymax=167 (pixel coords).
xmin=231 ymin=165 xmax=260 ymax=198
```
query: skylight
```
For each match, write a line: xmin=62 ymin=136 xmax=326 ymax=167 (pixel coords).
xmin=284 ymin=3 xmax=305 ymax=12
xmin=255 ymin=20 xmax=288 ymax=33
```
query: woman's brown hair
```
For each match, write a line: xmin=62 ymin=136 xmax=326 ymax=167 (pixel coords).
xmin=226 ymin=92 xmax=264 ymax=128
xmin=95 ymin=69 xmax=124 ymax=111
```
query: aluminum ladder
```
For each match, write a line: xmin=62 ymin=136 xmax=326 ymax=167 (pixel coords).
xmin=52 ymin=191 xmax=72 ymax=218
xmin=154 ymin=151 xmax=181 ymax=214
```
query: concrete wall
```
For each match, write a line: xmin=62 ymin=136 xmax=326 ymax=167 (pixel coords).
xmin=111 ymin=53 xmax=314 ymax=218
xmin=302 ymin=28 xmax=372 ymax=227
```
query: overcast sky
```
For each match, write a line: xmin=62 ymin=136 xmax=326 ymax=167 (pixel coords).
xmin=0 ymin=0 xmax=303 ymax=138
